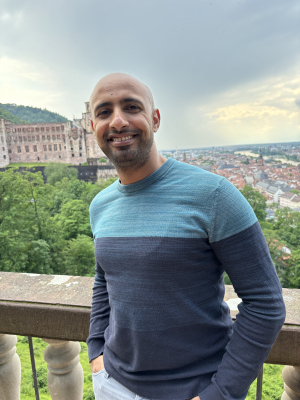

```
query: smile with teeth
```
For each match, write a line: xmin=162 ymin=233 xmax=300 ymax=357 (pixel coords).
xmin=111 ymin=136 xmax=134 ymax=142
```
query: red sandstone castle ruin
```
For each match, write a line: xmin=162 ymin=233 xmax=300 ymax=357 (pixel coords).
xmin=0 ymin=102 xmax=105 ymax=168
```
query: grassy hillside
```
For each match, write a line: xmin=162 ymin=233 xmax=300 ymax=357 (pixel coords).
xmin=0 ymin=107 xmax=25 ymax=124
xmin=17 ymin=336 xmax=284 ymax=400
xmin=0 ymin=103 xmax=68 ymax=124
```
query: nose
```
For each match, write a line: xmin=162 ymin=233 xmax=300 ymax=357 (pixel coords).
xmin=109 ymin=109 xmax=129 ymax=132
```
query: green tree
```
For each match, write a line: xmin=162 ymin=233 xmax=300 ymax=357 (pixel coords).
xmin=99 ymin=157 xmax=107 ymax=163
xmin=63 ymin=235 xmax=95 ymax=276
xmin=290 ymin=189 xmax=300 ymax=195
xmin=45 ymin=163 xmax=78 ymax=186
xmin=240 ymin=186 xmax=267 ymax=221
xmin=282 ymin=249 xmax=300 ymax=288
xmin=54 ymin=200 xmax=91 ymax=240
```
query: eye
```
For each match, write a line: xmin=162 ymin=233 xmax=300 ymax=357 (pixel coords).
xmin=97 ymin=109 xmax=111 ymax=117
xmin=126 ymin=104 xmax=140 ymax=111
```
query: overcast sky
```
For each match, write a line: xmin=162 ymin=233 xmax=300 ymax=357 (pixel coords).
xmin=0 ymin=0 xmax=299 ymax=150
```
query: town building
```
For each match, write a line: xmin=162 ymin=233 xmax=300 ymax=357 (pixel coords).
xmin=0 ymin=102 xmax=105 ymax=168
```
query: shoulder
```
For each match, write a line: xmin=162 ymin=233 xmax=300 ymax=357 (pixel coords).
xmin=166 ymin=159 xmax=224 ymax=192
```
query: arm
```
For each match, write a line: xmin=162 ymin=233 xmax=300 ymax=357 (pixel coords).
xmin=86 ymin=261 xmax=111 ymax=365
xmin=200 ymin=179 xmax=286 ymax=400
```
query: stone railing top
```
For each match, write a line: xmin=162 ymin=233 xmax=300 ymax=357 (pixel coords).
xmin=0 ymin=271 xmax=299 ymax=326
xmin=0 ymin=272 xmax=92 ymax=308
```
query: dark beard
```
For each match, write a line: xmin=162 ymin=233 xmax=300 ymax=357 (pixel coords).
xmin=101 ymin=129 xmax=154 ymax=172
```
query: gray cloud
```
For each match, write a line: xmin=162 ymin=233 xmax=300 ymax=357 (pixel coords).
xmin=0 ymin=0 xmax=299 ymax=148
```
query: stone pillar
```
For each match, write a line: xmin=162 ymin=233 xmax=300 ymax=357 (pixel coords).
xmin=42 ymin=339 xmax=83 ymax=400
xmin=0 ymin=334 xmax=21 ymax=400
xmin=282 ymin=366 xmax=300 ymax=400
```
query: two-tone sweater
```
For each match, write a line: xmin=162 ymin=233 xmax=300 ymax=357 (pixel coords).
xmin=87 ymin=158 xmax=285 ymax=400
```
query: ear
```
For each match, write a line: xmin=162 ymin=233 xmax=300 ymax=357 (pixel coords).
xmin=153 ymin=109 xmax=160 ymax=132
xmin=90 ymin=119 xmax=95 ymax=135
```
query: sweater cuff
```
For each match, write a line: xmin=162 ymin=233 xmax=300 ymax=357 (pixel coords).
xmin=199 ymin=383 xmax=224 ymax=400
xmin=86 ymin=338 xmax=105 ymax=363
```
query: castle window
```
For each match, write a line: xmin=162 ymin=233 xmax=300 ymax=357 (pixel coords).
xmin=36 ymin=136 xmax=40 ymax=141
xmin=42 ymin=136 xmax=46 ymax=141
xmin=25 ymin=146 xmax=29 ymax=153
xmin=2 ymin=147 xmax=4 ymax=151
xmin=3 ymin=155 xmax=6 ymax=159
xmin=33 ymin=145 xmax=37 ymax=152
xmin=43 ymin=145 xmax=47 ymax=151
xmin=51 ymin=127 xmax=55 ymax=131
xmin=32 ymin=136 xmax=35 ymax=141
xmin=47 ymin=136 xmax=51 ymax=141
xmin=17 ymin=146 xmax=21 ymax=153
xmin=41 ymin=127 xmax=44 ymax=132
xmin=23 ymin=137 xmax=27 ymax=142
xmin=79 ymin=153 xmax=82 ymax=157
xmin=79 ymin=147 xmax=82 ymax=150
xmin=18 ymin=128 xmax=21 ymax=132
xmin=61 ymin=125 xmax=64 ymax=130
xmin=45 ymin=156 xmax=47 ymax=159
xmin=52 ymin=135 xmax=56 ymax=141
xmin=19 ymin=137 xmax=22 ymax=142
xmin=35 ymin=128 xmax=39 ymax=132
xmin=72 ymin=153 xmax=74 ymax=157
xmin=54 ymin=144 xmax=57 ymax=151
xmin=48 ymin=145 xmax=52 ymax=151
xmin=22 ymin=128 xmax=26 ymax=132
xmin=46 ymin=127 xmax=49 ymax=131
xmin=8 ymin=149 xmax=11 ymax=154
xmin=59 ymin=155 xmax=61 ymax=159
xmin=56 ymin=126 xmax=60 ymax=131
xmin=57 ymin=135 xmax=60 ymax=140
xmin=59 ymin=144 xmax=62 ymax=150
xmin=28 ymin=137 xmax=31 ymax=142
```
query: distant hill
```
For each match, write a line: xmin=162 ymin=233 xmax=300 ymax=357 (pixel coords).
xmin=0 ymin=103 xmax=69 ymax=124
xmin=0 ymin=108 xmax=25 ymax=124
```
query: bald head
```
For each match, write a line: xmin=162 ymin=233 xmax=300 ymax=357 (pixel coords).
xmin=90 ymin=73 xmax=155 ymax=118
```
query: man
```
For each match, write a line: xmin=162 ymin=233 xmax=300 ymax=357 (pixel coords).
xmin=87 ymin=73 xmax=285 ymax=400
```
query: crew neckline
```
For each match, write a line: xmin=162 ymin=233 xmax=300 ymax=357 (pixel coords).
xmin=117 ymin=158 xmax=175 ymax=194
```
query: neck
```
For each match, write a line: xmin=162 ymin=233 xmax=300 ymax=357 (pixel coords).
xmin=115 ymin=144 xmax=167 ymax=185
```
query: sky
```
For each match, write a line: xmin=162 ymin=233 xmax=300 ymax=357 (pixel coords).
xmin=0 ymin=0 xmax=299 ymax=150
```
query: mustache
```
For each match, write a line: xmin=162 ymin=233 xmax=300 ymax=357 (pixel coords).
xmin=105 ymin=128 xmax=142 ymax=140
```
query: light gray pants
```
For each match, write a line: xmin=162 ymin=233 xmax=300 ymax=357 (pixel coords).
xmin=92 ymin=369 xmax=150 ymax=400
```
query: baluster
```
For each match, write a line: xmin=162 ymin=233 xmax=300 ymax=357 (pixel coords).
xmin=282 ymin=365 xmax=300 ymax=400
xmin=0 ymin=334 xmax=21 ymax=400
xmin=42 ymin=339 xmax=83 ymax=400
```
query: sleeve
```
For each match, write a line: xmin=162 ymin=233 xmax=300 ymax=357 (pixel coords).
xmin=200 ymin=179 xmax=286 ymax=400
xmin=86 ymin=260 xmax=111 ymax=363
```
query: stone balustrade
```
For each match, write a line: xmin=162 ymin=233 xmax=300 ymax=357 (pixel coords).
xmin=0 ymin=272 xmax=299 ymax=400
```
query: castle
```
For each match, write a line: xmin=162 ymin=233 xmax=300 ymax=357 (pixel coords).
xmin=0 ymin=102 xmax=105 ymax=168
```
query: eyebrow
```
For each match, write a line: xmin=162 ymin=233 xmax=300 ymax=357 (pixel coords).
xmin=93 ymin=97 xmax=144 ymax=115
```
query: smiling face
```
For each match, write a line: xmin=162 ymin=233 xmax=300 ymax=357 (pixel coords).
xmin=90 ymin=73 xmax=160 ymax=171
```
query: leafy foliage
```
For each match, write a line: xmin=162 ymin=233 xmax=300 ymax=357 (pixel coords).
xmin=240 ymin=185 xmax=267 ymax=221
xmin=0 ymin=103 xmax=68 ymax=123
xmin=0 ymin=107 xmax=25 ymax=124
xmin=44 ymin=162 xmax=78 ymax=186
xmin=0 ymin=168 xmax=117 ymax=276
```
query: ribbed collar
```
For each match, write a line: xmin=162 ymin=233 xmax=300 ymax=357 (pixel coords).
xmin=117 ymin=158 xmax=175 ymax=194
